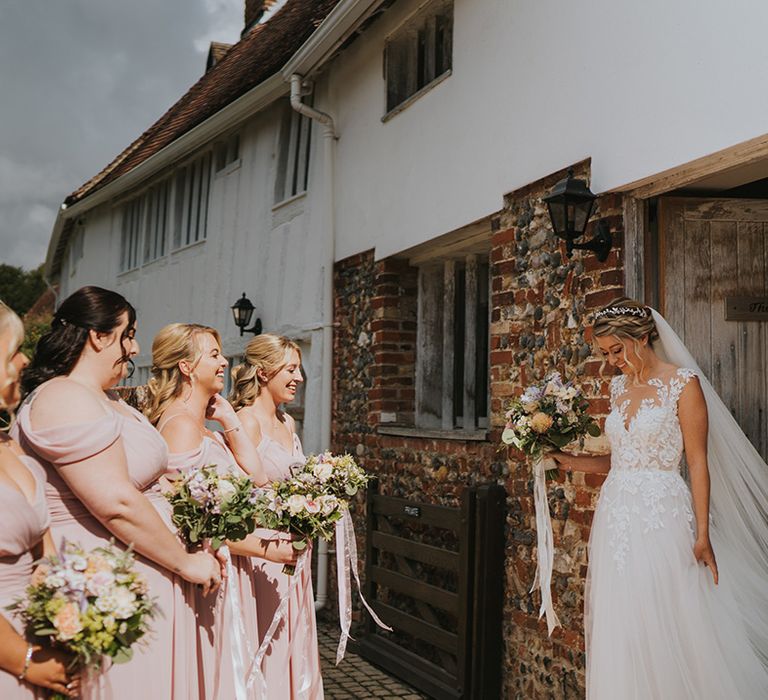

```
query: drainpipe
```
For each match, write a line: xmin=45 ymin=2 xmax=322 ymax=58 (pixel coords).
xmin=290 ymin=74 xmax=336 ymax=612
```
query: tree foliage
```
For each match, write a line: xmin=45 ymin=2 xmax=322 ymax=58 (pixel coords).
xmin=0 ymin=264 xmax=46 ymax=316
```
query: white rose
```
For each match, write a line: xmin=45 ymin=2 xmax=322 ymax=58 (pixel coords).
xmin=217 ymin=479 xmax=237 ymax=504
xmin=305 ymin=499 xmax=321 ymax=514
xmin=45 ymin=573 xmax=66 ymax=589
xmin=313 ymin=463 xmax=333 ymax=482
xmin=287 ymin=494 xmax=307 ymax=515
xmin=112 ymin=587 xmax=138 ymax=619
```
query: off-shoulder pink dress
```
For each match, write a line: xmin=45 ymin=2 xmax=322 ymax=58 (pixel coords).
xmin=253 ymin=431 xmax=323 ymax=699
xmin=13 ymin=386 xmax=199 ymax=700
xmin=163 ymin=430 xmax=261 ymax=700
xmin=0 ymin=455 xmax=49 ymax=698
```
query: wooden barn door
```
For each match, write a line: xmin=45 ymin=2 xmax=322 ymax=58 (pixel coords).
xmin=658 ymin=197 xmax=768 ymax=461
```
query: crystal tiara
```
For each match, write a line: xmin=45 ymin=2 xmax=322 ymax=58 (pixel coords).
xmin=594 ymin=305 xmax=650 ymax=319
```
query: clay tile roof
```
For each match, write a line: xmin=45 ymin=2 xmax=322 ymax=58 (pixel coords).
xmin=65 ymin=0 xmax=341 ymax=207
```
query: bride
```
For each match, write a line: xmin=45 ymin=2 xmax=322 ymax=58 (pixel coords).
xmin=552 ymin=298 xmax=768 ymax=699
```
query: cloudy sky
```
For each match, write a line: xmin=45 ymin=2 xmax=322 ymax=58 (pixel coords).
xmin=0 ymin=0 xmax=245 ymax=270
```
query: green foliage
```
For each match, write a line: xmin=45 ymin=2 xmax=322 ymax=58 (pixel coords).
xmin=21 ymin=313 xmax=51 ymax=361
xmin=0 ymin=264 xmax=46 ymax=316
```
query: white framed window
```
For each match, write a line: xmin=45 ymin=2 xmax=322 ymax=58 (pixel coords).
xmin=143 ymin=180 xmax=170 ymax=263
xmin=215 ymin=133 xmax=240 ymax=172
xmin=384 ymin=0 xmax=453 ymax=114
xmin=173 ymin=152 xmax=212 ymax=249
xmin=416 ymin=254 xmax=489 ymax=431
xmin=120 ymin=196 xmax=145 ymax=272
xmin=68 ymin=223 xmax=84 ymax=276
xmin=274 ymin=102 xmax=312 ymax=204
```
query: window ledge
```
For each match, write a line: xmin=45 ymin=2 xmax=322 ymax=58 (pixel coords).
xmin=171 ymin=238 xmax=206 ymax=255
xmin=272 ymin=191 xmax=307 ymax=227
xmin=382 ymin=70 xmax=452 ymax=123
xmin=215 ymin=159 xmax=242 ymax=178
xmin=377 ymin=425 xmax=488 ymax=442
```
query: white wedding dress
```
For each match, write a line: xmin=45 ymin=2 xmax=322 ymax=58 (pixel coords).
xmin=586 ymin=363 xmax=768 ymax=698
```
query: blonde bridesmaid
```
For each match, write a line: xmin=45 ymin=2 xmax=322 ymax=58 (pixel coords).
xmin=13 ymin=287 xmax=220 ymax=700
xmin=0 ymin=301 xmax=80 ymax=698
xmin=147 ymin=323 xmax=297 ymax=699
xmin=231 ymin=334 xmax=324 ymax=700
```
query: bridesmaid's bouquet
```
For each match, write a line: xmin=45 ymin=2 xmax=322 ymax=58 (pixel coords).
xmin=253 ymin=453 xmax=370 ymax=574
xmin=165 ymin=465 xmax=261 ymax=550
xmin=502 ymin=371 xmax=601 ymax=479
xmin=7 ymin=541 xmax=156 ymax=697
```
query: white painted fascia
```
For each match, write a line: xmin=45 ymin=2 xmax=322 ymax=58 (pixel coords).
xmin=46 ymin=73 xmax=287 ymax=279
xmin=281 ymin=0 xmax=386 ymax=78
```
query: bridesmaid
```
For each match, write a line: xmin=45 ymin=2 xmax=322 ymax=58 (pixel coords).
xmin=146 ymin=323 xmax=297 ymax=699
xmin=13 ymin=287 xmax=221 ymax=700
xmin=0 ymin=301 xmax=79 ymax=698
xmin=230 ymin=334 xmax=324 ymax=700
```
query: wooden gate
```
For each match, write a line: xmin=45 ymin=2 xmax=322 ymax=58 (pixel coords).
xmin=356 ymin=483 xmax=505 ymax=699
xmin=659 ymin=197 xmax=768 ymax=460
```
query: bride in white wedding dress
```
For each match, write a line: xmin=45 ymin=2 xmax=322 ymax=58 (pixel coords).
xmin=553 ymin=298 xmax=768 ymax=699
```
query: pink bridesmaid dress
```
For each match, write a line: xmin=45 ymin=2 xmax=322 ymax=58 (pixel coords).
xmin=13 ymin=386 xmax=199 ymax=700
xmin=253 ymin=430 xmax=323 ymax=700
xmin=163 ymin=429 xmax=261 ymax=700
xmin=0 ymin=456 xmax=49 ymax=699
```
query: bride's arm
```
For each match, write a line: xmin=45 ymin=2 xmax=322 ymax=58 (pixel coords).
xmin=551 ymin=451 xmax=611 ymax=474
xmin=679 ymin=377 xmax=719 ymax=585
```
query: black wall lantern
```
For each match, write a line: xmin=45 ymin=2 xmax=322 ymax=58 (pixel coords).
xmin=543 ymin=168 xmax=612 ymax=262
xmin=231 ymin=293 xmax=262 ymax=336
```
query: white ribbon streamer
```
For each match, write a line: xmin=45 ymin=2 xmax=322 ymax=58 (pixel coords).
xmin=530 ymin=455 xmax=561 ymax=636
xmin=245 ymin=550 xmax=308 ymax=696
xmin=335 ymin=509 xmax=392 ymax=664
xmin=220 ymin=545 xmax=253 ymax=700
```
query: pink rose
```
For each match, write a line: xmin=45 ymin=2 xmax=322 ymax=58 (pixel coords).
xmin=54 ymin=602 xmax=83 ymax=641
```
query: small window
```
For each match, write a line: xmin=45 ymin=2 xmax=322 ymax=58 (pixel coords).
xmin=120 ymin=196 xmax=145 ymax=272
xmin=143 ymin=180 xmax=170 ymax=263
xmin=274 ymin=102 xmax=312 ymax=204
xmin=173 ymin=152 xmax=212 ymax=249
xmin=68 ymin=223 xmax=84 ymax=276
xmin=416 ymin=254 xmax=489 ymax=431
xmin=215 ymin=133 xmax=240 ymax=172
xmin=385 ymin=0 xmax=453 ymax=114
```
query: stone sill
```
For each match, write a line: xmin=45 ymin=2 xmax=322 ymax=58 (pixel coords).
xmin=377 ymin=425 xmax=489 ymax=442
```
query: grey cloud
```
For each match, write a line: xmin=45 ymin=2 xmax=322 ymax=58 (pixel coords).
xmin=0 ymin=0 xmax=243 ymax=269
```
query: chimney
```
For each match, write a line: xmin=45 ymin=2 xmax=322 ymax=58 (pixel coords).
xmin=244 ymin=0 xmax=265 ymax=33
xmin=243 ymin=0 xmax=279 ymax=35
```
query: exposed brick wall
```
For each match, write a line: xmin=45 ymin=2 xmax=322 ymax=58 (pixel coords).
xmin=493 ymin=161 xmax=624 ymax=698
xmin=330 ymin=163 xmax=628 ymax=698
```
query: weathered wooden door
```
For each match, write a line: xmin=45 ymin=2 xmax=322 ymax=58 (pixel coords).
xmin=658 ymin=197 xmax=768 ymax=460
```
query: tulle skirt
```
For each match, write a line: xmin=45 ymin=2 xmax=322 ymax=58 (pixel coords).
xmin=586 ymin=468 xmax=767 ymax=699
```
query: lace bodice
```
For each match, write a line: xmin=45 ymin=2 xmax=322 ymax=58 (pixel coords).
xmin=606 ymin=367 xmax=697 ymax=473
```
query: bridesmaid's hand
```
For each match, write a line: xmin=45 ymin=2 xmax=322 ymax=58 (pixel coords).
xmin=261 ymin=539 xmax=300 ymax=566
xmin=182 ymin=551 xmax=222 ymax=595
xmin=206 ymin=395 xmax=239 ymax=431
xmin=694 ymin=537 xmax=719 ymax=585
xmin=25 ymin=646 xmax=80 ymax=697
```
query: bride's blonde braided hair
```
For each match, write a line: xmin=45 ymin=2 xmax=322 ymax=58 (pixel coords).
xmin=591 ymin=297 xmax=659 ymax=379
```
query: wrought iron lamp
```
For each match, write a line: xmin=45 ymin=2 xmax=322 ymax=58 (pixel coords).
xmin=231 ymin=293 xmax=262 ymax=336
xmin=543 ymin=168 xmax=612 ymax=262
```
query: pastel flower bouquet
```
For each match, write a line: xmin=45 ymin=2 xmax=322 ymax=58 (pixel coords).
xmin=7 ymin=541 xmax=156 ymax=698
xmin=253 ymin=452 xmax=371 ymax=574
xmin=502 ymin=371 xmax=601 ymax=479
xmin=165 ymin=465 xmax=261 ymax=551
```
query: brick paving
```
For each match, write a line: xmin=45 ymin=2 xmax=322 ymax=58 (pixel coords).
xmin=318 ymin=622 xmax=428 ymax=699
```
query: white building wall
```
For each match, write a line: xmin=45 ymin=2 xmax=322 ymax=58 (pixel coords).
xmin=61 ymin=101 xmax=328 ymax=453
xmin=326 ymin=0 xmax=768 ymax=261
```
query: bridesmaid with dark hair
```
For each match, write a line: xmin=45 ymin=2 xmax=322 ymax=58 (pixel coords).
xmin=13 ymin=286 xmax=220 ymax=699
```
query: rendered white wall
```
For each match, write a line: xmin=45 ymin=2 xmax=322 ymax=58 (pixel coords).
xmin=327 ymin=0 xmax=768 ymax=261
